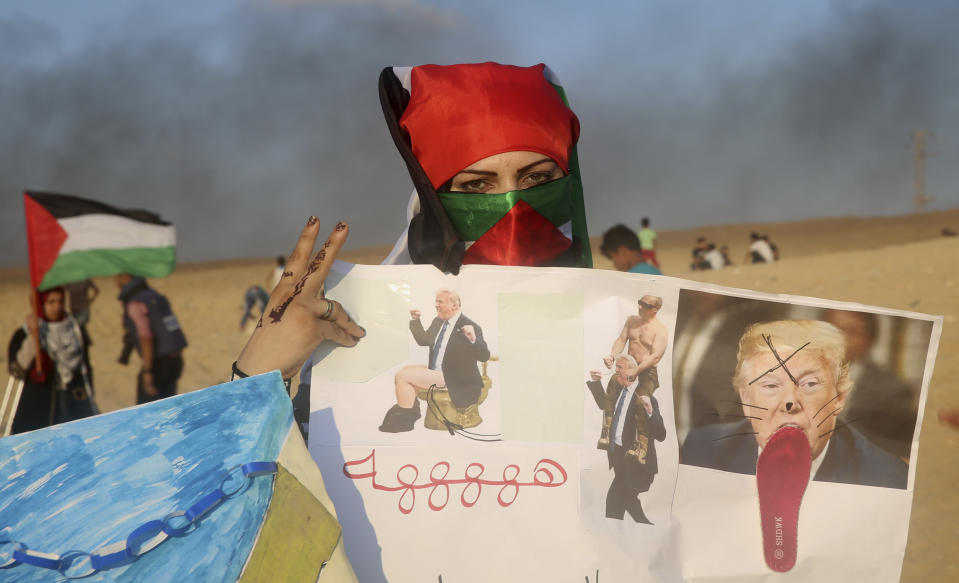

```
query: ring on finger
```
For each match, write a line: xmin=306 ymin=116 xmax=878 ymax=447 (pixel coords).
xmin=319 ymin=299 xmax=335 ymax=321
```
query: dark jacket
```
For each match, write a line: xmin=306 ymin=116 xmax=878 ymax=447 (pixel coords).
xmin=588 ymin=379 xmax=667 ymax=488
xmin=409 ymin=313 xmax=490 ymax=407
xmin=680 ymin=419 xmax=907 ymax=489
xmin=118 ymin=277 xmax=187 ymax=358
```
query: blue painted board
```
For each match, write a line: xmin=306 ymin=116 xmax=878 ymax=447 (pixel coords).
xmin=0 ymin=373 xmax=292 ymax=582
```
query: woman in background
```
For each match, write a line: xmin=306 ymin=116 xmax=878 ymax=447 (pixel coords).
xmin=7 ymin=287 xmax=98 ymax=433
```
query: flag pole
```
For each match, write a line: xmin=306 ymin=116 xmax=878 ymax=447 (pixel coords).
xmin=30 ymin=290 xmax=43 ymax=377
xmin=0 ymin=376 xmax=14 ymax=432
xmin=1 ymin=377 xmax=26 ymax=437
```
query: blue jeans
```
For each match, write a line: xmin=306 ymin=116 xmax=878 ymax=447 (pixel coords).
xmin=240 ymin=285 xmax=270 ymax=328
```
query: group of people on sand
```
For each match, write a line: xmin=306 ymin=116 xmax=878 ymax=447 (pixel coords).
xmin=6 ymin=275 xmax=186 ymax=435
xmin=689 ymin=236 xmax=733 ymax=271
xmin=596 ymin=220 xmax=784 ymax=275
xmin=688 ymin=232 xmax=779 ymax=271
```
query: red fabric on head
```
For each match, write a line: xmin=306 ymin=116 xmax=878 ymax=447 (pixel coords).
xmin=399 ymin=62 xmax=580 ymax=189
xmin=35 ymin=287 xmax=66 ymax=322
xmin=756 ymin=425 xmax=812 ymax=573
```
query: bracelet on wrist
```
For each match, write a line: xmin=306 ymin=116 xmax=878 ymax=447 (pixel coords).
xmin=231 ymin=361 xmax=249 ymax=380
xmin=232 ymin=361 xmax=292 ymax=394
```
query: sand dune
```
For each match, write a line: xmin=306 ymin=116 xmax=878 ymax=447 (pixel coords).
xmin=2 ymin=208 xmax=957 ymax=581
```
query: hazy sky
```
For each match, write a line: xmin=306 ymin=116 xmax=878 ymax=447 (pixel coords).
xmin=2 ymin=0 xmax=957 ymax=267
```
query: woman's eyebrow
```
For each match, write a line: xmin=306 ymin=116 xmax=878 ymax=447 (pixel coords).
xmin=517 ymin=158 xmax=556 ymax=173
xmin=454 ymin=168 xmax=497 ymax=177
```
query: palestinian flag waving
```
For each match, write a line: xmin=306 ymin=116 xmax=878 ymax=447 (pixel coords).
xmin=24 ymin=191 xmax=177 ymax=290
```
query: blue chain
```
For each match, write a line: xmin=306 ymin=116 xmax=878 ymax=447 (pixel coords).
xmin=0 ymin=461 xmax=277 ymax=579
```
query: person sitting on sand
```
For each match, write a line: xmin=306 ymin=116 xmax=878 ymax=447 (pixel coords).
xmin=703 ymin=243 xmax=725 ymax=270
xmin=720 ymin=245 xmax=734 ymax=266
xmin=745 ymin=232 xmax=774 ymax=263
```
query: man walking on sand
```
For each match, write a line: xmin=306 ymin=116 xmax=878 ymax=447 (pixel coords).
xmin=637 ymin=217 xmax=660 ymax=269
xmin=117 ymin=274 xmax=187 ymax=404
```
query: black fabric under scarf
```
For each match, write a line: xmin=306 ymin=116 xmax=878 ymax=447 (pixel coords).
xmin=379 ymin=67 xmax=465 ymax=274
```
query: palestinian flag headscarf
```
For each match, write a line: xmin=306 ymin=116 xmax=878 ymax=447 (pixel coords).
xmin=380 ymin=62 xmax=591 ymax=273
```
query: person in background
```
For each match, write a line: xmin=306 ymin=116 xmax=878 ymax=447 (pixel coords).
xmin=703 ymin=243 xmax=725 ymax=270
xmin=600 ymin=224 xmax=663 ymax=275
xmin=116 ymin=275 xmax=187 ymax=404
xmin=269 ymin=255 xmax=287 ymax=291
xmin=63 ymin=279 xmax=99 ymax=328
xmin=240 ymin=285 xmax=270 ymax=330
xmin=690 ymin=237 xmax=710 ymax=270
xmin=637 ymin=217 xmax=660 ymax=269
xmin=720 ymin=245 xmax=734 ymax=266
xmin=763 ymin=234 xmax=780 ymax=261
xmin=7 ymin=287 xmax=97 ymax=433
xmin=745 ymin=232 xmax=774 ymax=263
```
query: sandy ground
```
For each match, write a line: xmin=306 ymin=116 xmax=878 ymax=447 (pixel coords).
xmin=2 ymin=209 xmax=957 ymax=581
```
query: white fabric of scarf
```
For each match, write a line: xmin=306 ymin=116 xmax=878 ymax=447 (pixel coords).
xmin=39 ymin=317 xmax=83 ymax=388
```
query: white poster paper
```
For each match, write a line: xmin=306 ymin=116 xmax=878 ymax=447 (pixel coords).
xmin=309 ymin=263 xmax=939 ymax=582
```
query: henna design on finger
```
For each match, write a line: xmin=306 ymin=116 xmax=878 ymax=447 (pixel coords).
xmin=323 ymin=239 xmax=332 ymax=249
xmin=256 ymin=317 xmax=263 ymax=328
xmin=268 ymin=246 xmax=328 ymax=323
xmin=282 ymin=271 xmax=293 ymax=278
xmin=307 ymin=215 xmax=318 ymax=226
xmin=335 ymin=221 xmax=347 ymax=231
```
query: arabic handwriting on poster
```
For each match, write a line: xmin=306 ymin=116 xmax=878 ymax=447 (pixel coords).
xmin=342 ymin=449 xmax=568 ymax=514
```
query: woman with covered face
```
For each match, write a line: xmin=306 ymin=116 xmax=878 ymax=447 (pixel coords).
xmin=680 ymin=319 xmax=907 ymax=489
xmin=235 ymin=62 xmax=590 ymax=394
xmin=227 ymin=63 xmax=591 ymax=580
xmin=6 ymin=287 xmax=98 ymax=434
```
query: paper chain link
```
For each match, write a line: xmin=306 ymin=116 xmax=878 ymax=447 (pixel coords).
xmin=0 ymin=461 xmax=277 ymax=579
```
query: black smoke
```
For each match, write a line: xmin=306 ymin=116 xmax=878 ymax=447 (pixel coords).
xmin=2 ymin=0 xmax=957 ymax=267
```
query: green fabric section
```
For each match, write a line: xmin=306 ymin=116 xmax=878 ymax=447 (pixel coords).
xmin=40 ymin=246 xmax=176 ymax=290
xmin=550 ymin=81 xmax=592 ymax=267
xmin=438 ymin=176 xmax=573 ymax=242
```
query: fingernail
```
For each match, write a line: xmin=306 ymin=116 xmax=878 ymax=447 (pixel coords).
xmin=358 ymin=327 xmax=367 ymax=337
xmin=335 ymin=221 xmax=347 ymax=231
xmin=307 ymin=216 xmax=318 ymax=226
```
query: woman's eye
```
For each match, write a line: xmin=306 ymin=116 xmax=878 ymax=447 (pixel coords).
xmin=519 ymin=172 xmax=553 ymax=189
xmin=456 ymin=179 xmax=491 ymax=193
